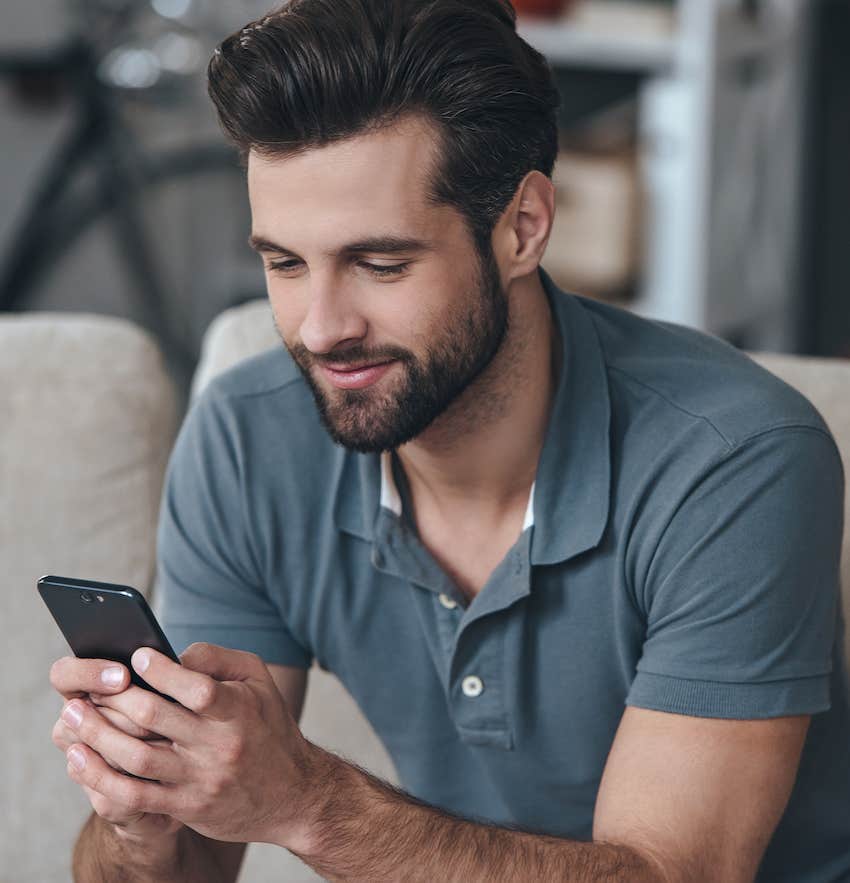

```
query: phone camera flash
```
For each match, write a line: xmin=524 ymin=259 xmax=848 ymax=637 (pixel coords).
xmin=96 ymin=595 xmax=104 ymax=602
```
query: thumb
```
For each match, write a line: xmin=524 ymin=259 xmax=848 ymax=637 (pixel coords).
xmin=178 ymin=642 xmax=266 ymax=683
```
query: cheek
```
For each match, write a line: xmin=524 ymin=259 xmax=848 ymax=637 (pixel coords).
xmin=267 ymin=283 xmax=307 ymax=344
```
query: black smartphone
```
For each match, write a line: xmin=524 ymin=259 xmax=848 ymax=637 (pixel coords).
xmin=38 ymin=574 xmax=180 ymax=701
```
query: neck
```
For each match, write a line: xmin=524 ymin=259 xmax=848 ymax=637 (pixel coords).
xmin=396 ymin=270 xmax=559 ymax=523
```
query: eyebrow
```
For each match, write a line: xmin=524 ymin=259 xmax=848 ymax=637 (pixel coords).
xmin=247 ymin=233 xmax=434 ymax=258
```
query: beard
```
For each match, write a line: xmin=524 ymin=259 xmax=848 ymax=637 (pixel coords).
xmin=282 ymin=243 xmax=509 ymax=454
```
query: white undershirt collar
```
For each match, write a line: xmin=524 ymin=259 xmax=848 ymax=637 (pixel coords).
xmin=379 ymin=451 xmax=536 ymax=530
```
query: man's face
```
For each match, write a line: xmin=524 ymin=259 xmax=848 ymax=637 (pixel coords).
xmin=247 ymin=117 xmax=509 ymax=453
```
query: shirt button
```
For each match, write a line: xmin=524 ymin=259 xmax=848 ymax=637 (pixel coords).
xmin=438 ymin=593 xmax=458 ymax=610
xmin=462 ymin=675 xmax=484 ymax=698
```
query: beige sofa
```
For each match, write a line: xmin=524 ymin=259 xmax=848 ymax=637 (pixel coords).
xmin=2 ymin=302 xmax=848 ymax=883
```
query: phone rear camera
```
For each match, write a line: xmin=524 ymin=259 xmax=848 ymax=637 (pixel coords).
xmin=80 ymin=592 xmax=93 ymax=604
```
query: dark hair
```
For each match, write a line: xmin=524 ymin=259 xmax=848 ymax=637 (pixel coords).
xmin=208 ymin=0 xmax=560 ymax=252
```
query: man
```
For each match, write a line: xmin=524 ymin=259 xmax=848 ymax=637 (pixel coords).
xmin=50 ymin=1 xmax=850 ymax=880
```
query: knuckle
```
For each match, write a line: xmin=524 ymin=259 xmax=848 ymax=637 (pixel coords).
xmin=88 ymin=790 xmax=108 ymax=815
xmin=88 ymin=791 xmax=120 ymax=822
xmin=82 ymin=764 xmax=101 ymax=791
xmin=184 ymin=642 xmax=213 ymax=665
xmin=134 ymin=695 xmax=159 ymax=730
xmin=119 ymin=782 xmax=145 ymax=815
xmin=219 ymin=734 xmax=245 ymax=765
xmin=127 ymin=745 xmax=154 ymax=778
xmin=73 ymin=709 xmax=94 ymax=741
xmin=191 ymin=678 xmax=217 ymax=712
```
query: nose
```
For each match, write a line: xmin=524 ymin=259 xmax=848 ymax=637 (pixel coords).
xmin=298 ymin=273 xmax=368 ymax=356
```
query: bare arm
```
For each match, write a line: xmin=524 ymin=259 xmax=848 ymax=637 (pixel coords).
xmin=294 ymin=761 xmax=661 ymax=883
xmin=289 ymin=707 xmax=809 ymax=883
xmin=63 ymin=662 xmax=307 ymax=883
xmin=58 ymin=646 xmax=808 ymax=882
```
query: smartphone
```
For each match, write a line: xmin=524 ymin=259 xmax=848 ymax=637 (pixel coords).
xmin=38 ymin=574 xmax=180 ymax=701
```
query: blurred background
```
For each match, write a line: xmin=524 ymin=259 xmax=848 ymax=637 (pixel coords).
xmin=2 ymin=0 xmax=849 ymax=403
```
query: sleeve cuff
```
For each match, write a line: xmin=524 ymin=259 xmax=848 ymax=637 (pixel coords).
xmin=163 ymin=623 xmax=313 ymax=669
xmin=626 ymin=670 xmax=831 ymax=719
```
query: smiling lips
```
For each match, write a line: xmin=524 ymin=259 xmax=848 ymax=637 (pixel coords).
xmin=320 ymin=359 xmax=397 ymax=390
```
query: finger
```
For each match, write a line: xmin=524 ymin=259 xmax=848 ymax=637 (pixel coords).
xmin=54 ymin=700 xmax=103 ymax=752
xmin=89 ymin=698 xmax=159 ymax=740
xmin=81 ymin=782 xmax=182 ymax=835
xmin=61 ymin=699 xmax=184 ymax=784
xmin=53 ymin=716 xmax=79 ymax=753
xmin=132 ymin=645 xmax=258 ymax=721
xmin=54 ymin=704 xmax=143 ymax=773
xmin=65 ymin=742 xmax=174 ymax=817
xmin=81 ymin=782 xmax=147 ymax=827
xmin=50 ymin=656 xmax=130 ymax=699
xmin=89 ymin=686 xmax=198 ymax=744
xmin=54 ymin=717 xmax=127 ymax=772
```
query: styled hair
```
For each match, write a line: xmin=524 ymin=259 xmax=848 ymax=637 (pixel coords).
xmin=208 ymin=0 xmax=560 ymax=252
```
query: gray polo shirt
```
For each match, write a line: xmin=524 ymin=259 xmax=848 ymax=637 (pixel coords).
xmin=159 ymin=269 xmax=850 ymax=881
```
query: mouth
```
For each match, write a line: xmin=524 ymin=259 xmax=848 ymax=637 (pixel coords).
xmin=319 ymin=359 xmax=398 ymax=390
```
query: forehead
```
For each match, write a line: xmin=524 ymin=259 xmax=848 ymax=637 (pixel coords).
xmin=247 ymin=116 xmax=457 ymax=245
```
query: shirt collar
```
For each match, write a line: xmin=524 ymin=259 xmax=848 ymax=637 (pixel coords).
xmin=333 ymin=267 xmax=612 ymax=565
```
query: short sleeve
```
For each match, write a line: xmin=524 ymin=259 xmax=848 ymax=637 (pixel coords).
xmin=627 ymin=426 xmax=844 ymax=719
xmin=156 ymin=385 xmax=313 ymax=669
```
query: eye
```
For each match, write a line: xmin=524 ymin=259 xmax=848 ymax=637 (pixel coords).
xmin=359 ymin=261 xmax=410 ymax=278
xmin=265 ymin=258 xmax=411 ymax=278
xmin=266 ymin=258 xmax=302 ymax=274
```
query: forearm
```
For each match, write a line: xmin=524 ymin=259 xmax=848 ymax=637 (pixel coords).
xmin=291 ymin=751 xmax=665 ymax=883
xmin=72 ymin=813 xmax=233 ymax=883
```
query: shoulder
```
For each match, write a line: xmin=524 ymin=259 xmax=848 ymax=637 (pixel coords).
xmin=176 ymin=346 xmax=339 ymax=476
xmin=577 ymin=296 xmax=833 ymax=450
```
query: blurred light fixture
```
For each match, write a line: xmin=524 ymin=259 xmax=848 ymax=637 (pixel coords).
xmin=99 ymin=46 xmax=162 ymax=89
xmin=151 ymin=0 xmax=193 ymax=20
xmin=153 ymin=32 xmax=203 ymax=74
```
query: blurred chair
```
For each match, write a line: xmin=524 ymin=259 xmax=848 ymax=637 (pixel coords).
xmin=1 ymin=304 xmax=847 ymax=882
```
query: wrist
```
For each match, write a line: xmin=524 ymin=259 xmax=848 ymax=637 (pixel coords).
xmin=277 ymin=741 xmax=360 ymax=857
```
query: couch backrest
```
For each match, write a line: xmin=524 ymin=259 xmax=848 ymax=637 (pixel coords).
xmin=1 ymin=315 xmax=179 ymax=883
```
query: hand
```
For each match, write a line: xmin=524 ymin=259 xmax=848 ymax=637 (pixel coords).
xmin=59 ymin=642 xmax=324 ymax=848
xmin=50 ymin=656 xmax=182 ymax=840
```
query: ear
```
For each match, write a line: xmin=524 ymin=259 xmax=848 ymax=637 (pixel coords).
xmin=493 ymin=170 xmax=556 ymax=284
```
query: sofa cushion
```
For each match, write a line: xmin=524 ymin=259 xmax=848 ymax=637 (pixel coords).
xmin=1 ymin=314 xmax=178 ymax=883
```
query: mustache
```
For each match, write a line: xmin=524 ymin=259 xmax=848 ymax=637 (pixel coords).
xmin=288 ymin=342 xmax=412 ymax=368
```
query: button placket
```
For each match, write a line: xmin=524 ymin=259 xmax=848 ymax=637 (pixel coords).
xmin=434 ymin=590 xmax=462 ymax=664
xmin=447 ymin=619 xmax=514 ymax=748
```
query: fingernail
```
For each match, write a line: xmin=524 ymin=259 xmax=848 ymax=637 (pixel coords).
xmin=133 ymin=650 xmax=150 ymax=673
xmin=62 ymin=702 xmax=83 ymax=729
xmin=67 ymin=747 xmax=86 ymax=771
xmin=101 ymin=666 xmax=124 ymax=687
